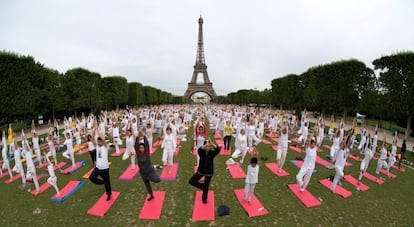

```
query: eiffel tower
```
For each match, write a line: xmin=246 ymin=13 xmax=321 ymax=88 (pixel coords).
xmin=184 ymin=16 xmax=217 ymax=100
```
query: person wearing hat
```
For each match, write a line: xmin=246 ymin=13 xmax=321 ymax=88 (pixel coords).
xmin=189 ymin=138 xmax=220 ymax=204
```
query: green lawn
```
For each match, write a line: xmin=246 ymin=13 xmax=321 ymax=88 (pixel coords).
xmin=1 ymin=125 xmax=413 ymax=226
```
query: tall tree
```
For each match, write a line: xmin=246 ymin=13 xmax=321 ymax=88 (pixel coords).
xmin=101 ymin=76 xmax=128 ymax=109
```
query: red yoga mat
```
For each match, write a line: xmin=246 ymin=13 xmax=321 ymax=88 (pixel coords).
xmin=53 ymin=162 xmax=68 ymax=171
xmin=220 ymin=147 xmax=231 ymax=156
xmin=291 ymin=160 xmax=303 ymax=168
xmin=289 ymin=146 xmax=302 ymax=153
xmin=216 ymin=140 xmax=224 ymax=145
xmin=0 ymin=172 xmax=9 ymax=179
xmin=160 ymin=163 xmax=179 ymax=180
xmin=380 ymin=169 xmax=397 ymax=179
xmin=214 ymin=134 xmax=222 ymax=139
xmin=363 ymin=172 xmax=384 ymax=184
xmin=287 ymin=184 xmax=321 ymax=208
xmin=292 ymin=139 xmax=301 ymax=144
xmin=83 ymin=162 xmax=112 ymax=179
xmin=343 ymin=174 xmax=370 ymax=191
xmin=264 ymin=163 xmax=290 ymax=177
xmin=118 ymin=165 xmax=140 ymax=181
xmin=233 ymin=188 xmax=269 ymax=217
xmin=315 ymin=156 xmax=331 ymax=168
xmin=173 ymin=148 xmax=180 ymax=156
xmin=31 ymin=181 xmax=52 ymax=195
xmin=261 ymin=139 xmax=272 ymax=145
xmin=153 ymin=140 xmax=162 ymax=147
xmin=176 ymin=139 xmax=181 ymax=145
xmin=60 ymin=161 xmax=85 ymax=175
xmin=192 ymin=191 xmax=215 ymax=221
xmin=87 ymin=191 xmax=121 ymax=217
xmin=227 ymin=164 xmax=246 ymax=179
xmin=27 ymin=175 xmax=42 ymax=183
xmin=36 ymin=162 xmax=49 ymax=169
xmin=192 ymin=149 xmax=197 ymax=156
xmin=138 ymin=191 xmax=166 ymax=220
xmin=4 ymin=174 xmax=21 ymax=184
xmin=348 ymin=154 xmax=361 ymax=161
xmin=111 ymin=148 xmax=126 ymax=157
xmin=391 ymin=165 xmax=405 ymax=172
xmin=323 ymin=145 xmax=331 ymax=150
xmin=150 ymin=147 xmax=157 ymax=155
xmin=50 ymin=180 xmax=85 ymax=202
xmin=319 ymin=179 xmax=352 ymax=198
xmin=272 ymin=145 xmax=279 ymax=151
xmin=77 ymin=148 xmax=90 ymax=156
xmin=271 ymin=137 xmax=279 ymax=143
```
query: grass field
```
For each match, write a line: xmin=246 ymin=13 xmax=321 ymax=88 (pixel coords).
xmin=1 ymin=123 xmax=413 ymax=227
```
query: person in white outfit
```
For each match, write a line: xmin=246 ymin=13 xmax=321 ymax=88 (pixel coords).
xmin=375 ymin=134 xmax=388 ymax=181
xmin=22 ymin=140 xmax=39 ymax=192
xmin=45 ymin=153 xmax=60 ymax=195
xmin=331 ymin=131 xmax=352 ymax=191
xmin=358 ymin=140 xmax=374 ymax=184
xmin=243 ymin=157 xmax=259 ymax=204
xmin=161 ymin=127 xmax=176 ymax=174
xmin=31 ymin=132 xmax=43 ymax=167
xmin=145 ymin=123 xmax=153 ymax=152
xmin=330 ymin=131 xmax=341 ymax=165
xmin=297 ymin=122 xmax=309 ymax=147
xmin=12 ymin=139 xmax=26 ymax=184
xmin=111 ymin=122 xmax=121 ymax=154
xmin=386 ymin=135 xmax=398 ymax=177
xmin=296 ymin=136 xmax=318 ymax=193
xmin=122 ymin=128 xmax=136 ymax=170
xmin=1 ymin=133 xmax=13 ymax=179
xmin=46 ymin=133 xmax=57 ymax=166
xmin=247 ymin=120 xmax=260 ymax=150
xmin=232 ymin=129 xmax=248 ymax=164
xmin=277 ymin=121 xmax=290 ymax=172
xmin=62 ymin=132 xmax=76 ymax=168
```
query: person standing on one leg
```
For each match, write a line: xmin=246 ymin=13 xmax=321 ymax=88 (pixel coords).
xmin=223 ymin=121 xmax=233 ymax=151
xmin=331 ymin=131 xmax=352 ymax=192
xmin=45 ymin=152 xmax=60 ymax=195
xmin=161 ymin=127 xmax=176 ymax=174
xmin=189 ymin=139 xmax=220 ymax=204
xmin=296 ymin=135 xmax=318 ymax=193
xmin=1 ymin=132 xmax=13 ymax=179
xmin=277 ymin=121 xmax=290 ymax=172
xmin=386 ymin=134 xmax=398 ymax=177
xmin=62 ymin=132 xmax=76 ymax=168
xmin=31 ymin=132 xmax=43 ymax=167
xmin=122 ymin=128 xmax=136 ymax=170
xmin=22 ymin=139 xmax=39 ymax=192
xmin=358 ymin=141 xmax=374 ymax=185
xmin=89 ymin=134 xmax=112 ymax=201
xmin=375 ymin=133 xmax=388 ymax=182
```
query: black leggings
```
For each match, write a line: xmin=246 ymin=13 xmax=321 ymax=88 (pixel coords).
xmin=141 ymin=171 xmax=161 ymax=196
xmin=89 ymin=168 xmax=111 ymax=196
xmin=189 ymin=173 xmax=212 ymax=201
xmin=89 ymin=149 xmax=96 ymax=164
xmin=224 ymin=135 xmax=232 ymax=150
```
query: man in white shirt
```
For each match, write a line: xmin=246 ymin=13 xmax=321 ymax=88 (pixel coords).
xmin=89 ymin=135 xmax=112 ymax=201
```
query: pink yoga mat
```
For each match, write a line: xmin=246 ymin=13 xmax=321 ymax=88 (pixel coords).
xmin=53 ymin=162 xmax=68 ymax=171
xmin=194 ymin=166 xmax=205 ymax=181
xmin=348 ymin=154 xmax=361 ymax=161
xmin=289 ymin=146 xmax=302 ymax=153
xmin=50 ymin=180 xmax=83 ymax=200
xmin=233 ymin=188 xmax=269 ymax=217
xmin=173 ymin=148 xmax=180 ymax=156
xmin=60 ymin=161 xmax=85 ymax=174
xmin=153 ymin=140 xmax=162 ymax=147
xmin=31 ymin=181 xmax=52 ymax=196
xmin=214 ymin=134 xmax=222 ymax=139
xmin=118 ymin=165 xmax=140 ymax=181
xmin=110 ymin=148 xmax=126 ymax=157
xmin=36 ymin=162 xmax=48 ymax=169
xmin=220 ymin=147 xmax=231 ymax=156
xmin=150 ymin=147 xmax=157 ymax=155
xmin=266 ymin=133 xmax=276 ymax=138
xmin=391 ymin=165 xmax=405 ymax=172
xmin=363 ymin=172 xmax=384 ymax=184
xmin=4 ymin=174 xmax=21 ymax=184
xmin=176 ymin=139 xmax=181 ymax=145
xmin=83 ymin=168 xmax=94 ymax=179
xmin=192 ymin=191 xmax=215 ymax=221
xmin=27 ymin=175 xmax=42 ymax=183
xmin=261 ymin=139 xmax=272 ymax=145
xmin=291 ymin=160 xmax=303 ymax=168
xmin=272 ymin=145 xmax=279 ymax=151
xmin=292 ymin=139 xmax=301 ymax=144
xmin=315 ymin=156 xmax=331 ymax=168
xmin=192 ymin=149 xmax=197 ymax=156
xmin=77 ymin=148 xmax=90 ymax=156
xmin=319 ymin=179 xmax=352 ymax=198
xmin=0 ymin=172 xmax=9 ymax=179
xmin=271 ymin=137 xmax=279 ymax=143
xmin=216 ymin=140 xmax=224 ymax=145
xmin=227 ymin=164 xmax=246 ymax=179
xmin=343 ymin=174 xmax=369 ymax=191
xmin=265 ymin=163 xmax=289 ymax=177
xmin=287 ymin=184 xmax=321 ymax=208
xmin=323 ymin=145 xmax=331 ymax=150
xmin=160 ymin=163 xmax=179 ymax=180
xmin=380 ymin=169 xmax=397 ymax=179
xmin=138 ymin=191 xmax=166 ymax=220
xmin=87 ymin=191 xmax=121 ymax=217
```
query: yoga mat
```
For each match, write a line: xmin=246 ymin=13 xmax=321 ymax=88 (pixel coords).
xmin=216 ymin=140 xmax=224 ymax=145
xmin=214 ymin=134 xmax=222 ymax=139
xmin=160 ymin=163 xmax=179 ymax=181
xmin=50 ymin=180 xmax=85 ymax=203
xmin=315 ymin=156 xmax=331 ymax=168
xmin=345 ymin=162 xmax=352 ymax=167
xmin=266 ymin=133 xmax=276 ymax=138
xmin=176 ymin=139 xmax=181 ymax=145
xmin=323 ymin=145 xmax=331 ymax=150
xmin=380 ymin=169 xmax=397 ymax=179
xmin=150 ymin=147 xmax=157 ymax=155
xmin=271 ymin=137 xmax=279 ymax=143
xmin=60 ymin=160 xmax=86 ymax=175
xmin=153 ymin=140 xmax=162 ymax=147
xmin=220 ymin=147 xmax=231 ymax=156
xmin=261 ymin=139 xmax=272 ymax=145
xmin=31 ymin=181 xmax=52 ymax=195
xmin=138 ymin=191 xmax=166 ymax=220
xmin=53 ymin=162 xmax=68 ymax=171
xmin=391 ymin=165 xmax=405 ymax=172
xmin=173 ymin=148 xmax=180 ymax=156
xmin=343 ymin=175 xmax=370 ymax=191
xmin=87 ymin=191 xmax=121 ymax=217
xmin=290 ymin=160 xmax=318 ymax=174
xmin=289 ymin=146 xmax=302 ymax=153
xmin=265 ymin=163 xmax=289 ymax=177
xmin=0 ymin=172 xmax=10 ymax=179
xmin=118 ymin=165 xmax=140 ymax=181
xmin=319 ymin=179 xmax=352 ymax=198
xmin=27 ymin=175 xmax=42 ymax=183
xmin=77 ymin=148 xmax=90 ymax=156
xmin=291 ymin=139 xmax=302 ymax=144
xmin=233 ymin=188 xmax=269 ymax=217
xmin=348 ymin=154 xmax=361 ymax=161
xmin=192 ymin=191 xmax=215 ymax=221
xmin=227 ymin=164 xmax=246 ymax=179
xmin=363 ymin=172 xmax=384 ymax=184
xmin=287 ymin=184 xmax=321 ymax=208
xmin=272 ymin=145 xmax=279 ymax=151
xmin=110 ymin=148 xmax=126 ymax=157
xmin=4 ymin=174 xmax=21 ymax=184
xmin=192 ymin=149 xmax=197 ymax=156
xmin=36 ymin=162 xmax=48 ymax=169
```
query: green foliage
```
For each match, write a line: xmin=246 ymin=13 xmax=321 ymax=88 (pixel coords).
xmin=101 ymin=76 xmax=128 ymax=109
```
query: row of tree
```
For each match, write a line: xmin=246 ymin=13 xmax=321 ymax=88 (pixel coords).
xmin=0 ymin=51 xmax=175 ymax=123
xmin=220 ymin=52 xmax=414 ymax=137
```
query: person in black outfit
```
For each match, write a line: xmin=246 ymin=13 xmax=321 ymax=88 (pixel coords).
xmin=189 ymin=138 xmax=220 ymax=204
xmin=399 ymin=139 xmax=406 ymax=169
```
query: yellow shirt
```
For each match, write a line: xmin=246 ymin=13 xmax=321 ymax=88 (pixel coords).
xmin=223 ymin=125 xmax=233 ymax=137
xmin=329 ymin=122 xmax=334 ymax=129
xmin=7 ymin=127 xmax=12 ymax=144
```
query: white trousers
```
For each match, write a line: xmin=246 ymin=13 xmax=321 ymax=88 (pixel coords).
xmin=244 ymin=183 xmax=256 ymax=202
xmin=296 ymin=168 xmax=313 ymax=190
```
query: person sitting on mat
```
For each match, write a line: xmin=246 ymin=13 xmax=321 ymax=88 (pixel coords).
xmin=243 ymin=154 xmax=259 ymax=204
xmin=189 ymin=138 xmax=220 ymax=204
xmin=89 ymin=133 xmax=112 ymax=201
xmin=135 ymin=136 xmax=161 ymax=202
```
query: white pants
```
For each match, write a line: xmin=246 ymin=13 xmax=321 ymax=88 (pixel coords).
xmin=331 ymin=165 xmax=344 ymax=191
xmin=277 ymin=146 xmax=288 ymax=169
xmin=330 ymin=146 xmax=339 ymax=160
xmin=26 ymin=166 xmax=39 ymax=191
xmin=162 ymin=149 xmax=174 ymax=165
xmin=298 ymin=133 xmax=308 ymax=145
xmin=232 ymin=148 xmax=247 ymax=164
xmin=113 ymin=137 xmax=120 ymax=153
xmin=376 ymin=159 xmax=388 ymax=175
xmin=147 ymin=137 xmax=153 ymax=152
xmin=328 ymin=129 xmax=334 ymax=140
xmin=62 ymin=150 xmax=75 ymax=167
xmin=122 ymin=148 xmax=136 ymax=167
xmin=1 ymin=159 xmax=13 ymax=178
xmin=247 ymin=134 xmax=260 ymax=149
xmin=47 ymin=176 xmax=60 ymax=194
xmin=296 ymin=168 xmax=313 ymax=191
xmin=46 ymin=149 xmax=57 ymax=164
xmin=34 ymin=148 xmax=42 ymax=165
xmin=244 ymin=183 xmax=256 ymax=202
xmin=13 ymin=162 xmax=26 ymax=184
xmin=257 ymin=129 xmax=264 ymax=138
xmin=387 ymin=156 xmax=396 ymax=171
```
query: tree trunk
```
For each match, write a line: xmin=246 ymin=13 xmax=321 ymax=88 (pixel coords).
xmin=406 ymin=115 xmax=412 ymax=139
xmin=342 ymin=108 xmax=347 ymax=123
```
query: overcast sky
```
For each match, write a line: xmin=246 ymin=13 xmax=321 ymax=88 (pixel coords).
xmin=1 ymin=0 xmax=413 ymax=96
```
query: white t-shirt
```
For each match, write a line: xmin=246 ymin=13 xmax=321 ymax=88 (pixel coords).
xmin=96 ymin=145 xmax=109 ymax=170
xmin=278 ymin=129 xmax=289 ymax=149
xmin=32 ymin=137 xmax=40 ymax=149
xmin=302 ymin=146 xmax=317 ymax=170
xmin=335 ymin=148 xmax=348 ymax=169
xmin=245 ymin=165 xmax=259 ymax=184
xmin=379 ymin=147 xmax=387 ymax=160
